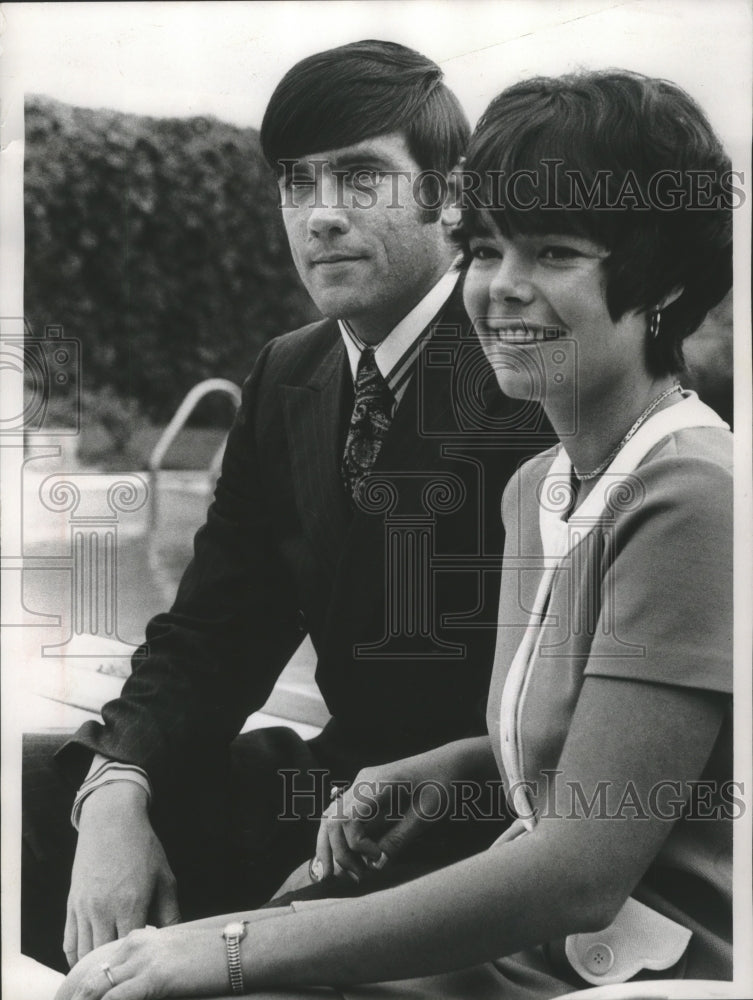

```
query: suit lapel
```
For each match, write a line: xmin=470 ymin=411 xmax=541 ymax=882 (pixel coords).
xmin=281 ymin=324 xmax=352 ymax=573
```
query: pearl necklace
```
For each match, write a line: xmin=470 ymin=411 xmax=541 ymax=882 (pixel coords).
xmin=573 ymin=384 xmax=682 ymax=481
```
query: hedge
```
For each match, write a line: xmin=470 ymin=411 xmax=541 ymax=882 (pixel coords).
xmin=24 ymin=96 xmax=318 ymax=424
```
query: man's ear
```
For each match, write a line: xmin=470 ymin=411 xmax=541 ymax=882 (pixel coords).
xmin=658 ymin=286 xmax=684 ymax=309
xmin=441 ymin=204 xmax=462 ymax=228
xmin=440 ymin=159 xmax=464 ymax=229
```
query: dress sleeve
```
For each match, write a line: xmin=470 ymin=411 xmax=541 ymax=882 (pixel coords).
xmin=584 ymin=448 xmax=733 ymax=694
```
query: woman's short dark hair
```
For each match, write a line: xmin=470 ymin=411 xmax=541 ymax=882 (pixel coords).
xmin=460 ymin=71 xmax=733 ymax=374
xmin=260 ymin=39 xmax=470 ymax=178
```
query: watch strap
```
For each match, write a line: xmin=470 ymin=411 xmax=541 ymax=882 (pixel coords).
xmin=223 ymin=922 xmax=248 ymax=994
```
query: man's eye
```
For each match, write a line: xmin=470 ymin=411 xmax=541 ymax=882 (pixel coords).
xmin=346 ymin=168 xmax=385 ymax=185
xmin=469 ymin=244 xmax=501 ymax=261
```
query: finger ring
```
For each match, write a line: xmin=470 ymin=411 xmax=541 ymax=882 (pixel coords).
xmin=329 ymin=783 xmax=348 ymax=801
xmin=309 ymin=856 xmax=325 ymax=882
xmin=101 ymin=962 xmax=116 ymax=987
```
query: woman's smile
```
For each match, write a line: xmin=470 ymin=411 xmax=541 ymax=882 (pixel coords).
xmin=463 ymin=228 xmax=645 ymax=406
xmin=479 ymin=319 xmax=567 ymax=343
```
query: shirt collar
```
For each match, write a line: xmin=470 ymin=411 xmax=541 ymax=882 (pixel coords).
xmin=338 ymin=268 xmax=460 ymax=385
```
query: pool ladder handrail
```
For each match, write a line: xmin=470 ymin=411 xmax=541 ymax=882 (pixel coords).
xmin=147 ymin=377 xmax=242 ymax=531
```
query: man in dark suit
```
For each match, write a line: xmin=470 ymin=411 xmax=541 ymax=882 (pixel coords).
xmin=23 ymin=40 xmax=548 ymax=972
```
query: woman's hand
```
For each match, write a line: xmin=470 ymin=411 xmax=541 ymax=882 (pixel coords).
xmin=314 ymin=738 xmax=494 ymax=883
xmin=54 ymin=925 xmax=226 ymax=1000
xmin=55 ymin=939 xmax=123 ymax=1000
xmin=314 ymin=761 xmax=433 ymax=883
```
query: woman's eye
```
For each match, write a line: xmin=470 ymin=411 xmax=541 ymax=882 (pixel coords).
xmin=540 ymin=245 xmax=582 ymax=261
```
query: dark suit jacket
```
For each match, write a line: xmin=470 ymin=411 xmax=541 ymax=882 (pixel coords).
xmin=58 ymin=284 xmax=551 ymax=795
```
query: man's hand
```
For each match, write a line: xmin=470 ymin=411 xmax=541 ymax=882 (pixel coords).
xmin=64 ymin=782 xmax=180 ymax=967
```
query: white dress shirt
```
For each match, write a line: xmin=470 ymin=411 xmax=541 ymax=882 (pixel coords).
xmin=339 ymin=267 xmax=460 ymax=403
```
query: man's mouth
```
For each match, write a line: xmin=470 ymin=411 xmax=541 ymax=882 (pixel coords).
xmin=310 ymin=254 xmax=364 ymax=265
xmin=482 ymin=320 xmax=564 ymax=343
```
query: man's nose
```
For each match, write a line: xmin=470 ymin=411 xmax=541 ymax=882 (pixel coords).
xmin=307 ymin=177 xmax=351 ymax=238
xmin=488 ymin=253 xmax=535 ymax=304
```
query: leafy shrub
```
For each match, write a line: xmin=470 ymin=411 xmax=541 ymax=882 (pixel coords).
xmin=24 ymin=96 xmax=318 ymax=424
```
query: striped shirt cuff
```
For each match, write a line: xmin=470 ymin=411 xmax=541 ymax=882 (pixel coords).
xmin=71 ymin=754 xmax=152 ymax=830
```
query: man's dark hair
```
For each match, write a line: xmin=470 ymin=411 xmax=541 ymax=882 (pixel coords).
xmin=260 ymin=39 xmax=470 ymax=178
xmin=459 ymin=70 xmax=733 ymax=375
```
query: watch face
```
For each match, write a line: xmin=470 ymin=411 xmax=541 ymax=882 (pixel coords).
xmin=224 ymin=922 xmax=246 ymax=938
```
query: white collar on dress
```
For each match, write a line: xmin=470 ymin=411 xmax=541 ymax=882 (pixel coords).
xmin=538 ymin=391 xmax=729 ymax=561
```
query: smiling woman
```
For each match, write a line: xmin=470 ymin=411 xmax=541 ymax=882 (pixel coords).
xmin=458 ymin=70 xmax=732 ymax=481
xmin=462 ymin=230 xmax=621 ymax=418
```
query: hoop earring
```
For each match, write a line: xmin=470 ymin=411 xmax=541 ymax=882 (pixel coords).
xmin=649 ymin=308 xmax=662 ymax=340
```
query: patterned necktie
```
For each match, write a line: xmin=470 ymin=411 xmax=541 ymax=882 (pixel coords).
xmin=341 ymin=347 xmax=394 ymax=503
